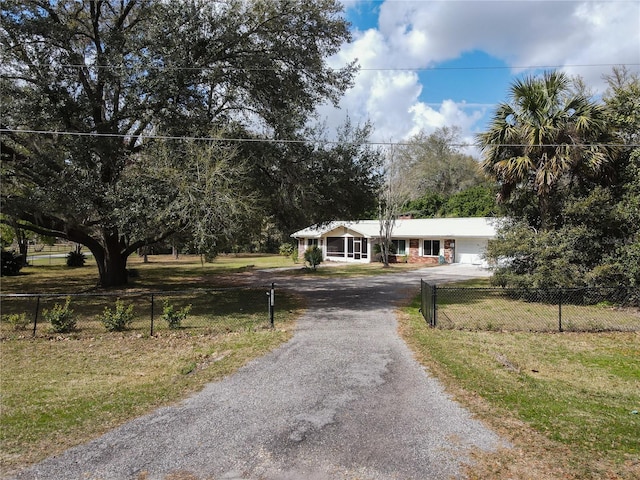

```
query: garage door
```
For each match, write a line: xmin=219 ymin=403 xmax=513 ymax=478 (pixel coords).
xmin=455 ymin=238 xmax=488 ymax=265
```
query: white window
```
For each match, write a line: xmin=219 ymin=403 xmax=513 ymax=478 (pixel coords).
xmin=423 ymin=240 xmax=440 ymax=256
xmin=326 ymin=237 xmax=345 ymax=255
xmin=392 ymin=239 xmax=406 ymax=255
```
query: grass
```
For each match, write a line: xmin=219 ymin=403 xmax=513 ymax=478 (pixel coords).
xmin=0 ymin=255 xmax=302 ymax=477
xmin=6 ymin=256 xmax=638 ymax=478
xmin=434 ymin=278 xmax=640 ymax=332
xmin=0 ymin=328 xmax=297 ymax=476
xmin=280 ymin=260 xmax=429 ymax=277
xmin=399 ymin=294 xmax=640 ymax=479
xmin=0 ymin=254 xmax=440 ymax=477
xmin=0 ymin=253 xmax=423 ymax=337
xmin=0 ymin=288 xmax=287 ymax=338
xmin=4 ymin=253 xmax=426 ymax=293
xmin=3 ymin=253 xmax=299 ymax=293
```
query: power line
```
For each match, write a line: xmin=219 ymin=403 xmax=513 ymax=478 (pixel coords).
xmin=9 ymin=62 xmax=639 ymax=73
xmin=2 ymin=128 xmax=638 ymax=149
xmin=362 ymin=63 xmax=640 ymax=72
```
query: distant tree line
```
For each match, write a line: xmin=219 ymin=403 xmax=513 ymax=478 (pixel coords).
xmin=381 ymin=127 xmax=500 ymax=220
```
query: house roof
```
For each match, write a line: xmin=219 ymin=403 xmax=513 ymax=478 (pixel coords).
xmin=291 ymin=217 xmax=499 ymax=239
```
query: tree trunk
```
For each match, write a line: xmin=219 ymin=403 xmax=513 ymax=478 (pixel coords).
xmin=14 ymin=227 xmax=29 ymax=266
xmin=539 ymin=193 xmax=551 ymax=232
xmin=90 ymin=233 xmax=130 ymax=288
xmin=138 ymin=247 xmax=149 ymax=263
xmin=17 ymin=237 xmax=28 ymax=266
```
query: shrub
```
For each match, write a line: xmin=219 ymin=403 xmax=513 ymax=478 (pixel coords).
xmin=100 ymin=299 xmax=135 ymax=332
xmin=66 ymin=250 xmax=86 ymax=267
xmin=44 ymin=297 xmax=76 ymax=333
xmin=304 ymin=246 xmax=323 ymax=270
xmin=291 ymin=248 xmax=299 ymax=264
xmin=1 ymin=250 xmax=23 ymax=276
xmin=161 ymin=300 xmax=192 ymax=329
xmin=203 ymin=251 xmax=217 ymax=263
xmin=373 ymin=242 xmax=396 ymax=262
xmin=279 ymin=243 xmax=294 ymax=257
xmin=6 ymin=313 xmax=29 ymax=331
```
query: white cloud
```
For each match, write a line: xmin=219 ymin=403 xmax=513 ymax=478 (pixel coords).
xmin=321 ymin=14 xmax=485 ymax=144
xmin=373 ymin=1 xmax=639 ymax=83
xmin=322 ymin=1 xmax=640 ymax=152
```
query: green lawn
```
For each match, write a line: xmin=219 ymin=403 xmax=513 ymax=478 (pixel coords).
xmin=0 ymin=255 xmax=302 ymax=476
xmin=4 ymin=253 xmax=299 ymax=293
xmin=400 ymin=295 xmax=640 ymax=479
xmin=428 ymin=278 xmax=640 ymax=333
xmin=5 ymin=257 xmax=638 ymax=478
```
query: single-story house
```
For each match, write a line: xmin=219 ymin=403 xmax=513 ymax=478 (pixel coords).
xmin=291 ymin=217 xmax=498 ymax=265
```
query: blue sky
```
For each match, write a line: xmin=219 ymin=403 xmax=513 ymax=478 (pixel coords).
xmin=413 ymin=51 xmax=512 ymax=108
xmin=316 ymin=0 xmax=640 ymax=155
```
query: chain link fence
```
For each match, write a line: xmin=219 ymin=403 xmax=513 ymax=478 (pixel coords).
xmin=421 ymin=281 xmax=640 ymax=332
xmin=0 ymin=285 xmax=281 ymax=338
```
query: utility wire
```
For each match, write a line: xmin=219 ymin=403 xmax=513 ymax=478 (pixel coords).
xmin=12 ymin=62 xmax=639 ymax=73
xmin=2 ymin=128 xmax=637 ymax=149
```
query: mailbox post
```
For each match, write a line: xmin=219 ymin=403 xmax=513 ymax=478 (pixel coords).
xmin=267 ymin=283 xmax=275 ymax=327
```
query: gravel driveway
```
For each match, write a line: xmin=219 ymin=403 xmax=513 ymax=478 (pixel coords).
xmin=12 ymin=265 xmax=504 ymax=480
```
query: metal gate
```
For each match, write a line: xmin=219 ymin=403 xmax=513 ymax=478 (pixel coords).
xmin=420 ymin=279 xmax=437 ymax=327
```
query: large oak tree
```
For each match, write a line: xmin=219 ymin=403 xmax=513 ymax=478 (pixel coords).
xmin=1 ymin=0 xmax=358 ymax=286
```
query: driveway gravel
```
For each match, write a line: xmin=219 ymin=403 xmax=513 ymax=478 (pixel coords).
xmin=12 ymin=264 xmax=505 ymax=480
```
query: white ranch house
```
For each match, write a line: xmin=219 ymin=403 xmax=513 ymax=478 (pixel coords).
xmin=291 ymin=217 xmax=498 ymax=266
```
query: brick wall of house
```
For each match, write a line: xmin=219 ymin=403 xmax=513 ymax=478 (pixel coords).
xmin=408 ymin=239 xmax=438 ymax=264
xmin=444 ymin=239 xmax=454 ymax=263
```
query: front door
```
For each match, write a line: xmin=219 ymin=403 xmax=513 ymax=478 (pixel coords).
xmin=354 ymin=238 xmax=362 ymax=260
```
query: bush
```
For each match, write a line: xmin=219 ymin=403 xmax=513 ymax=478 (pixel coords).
xmin=66 ymin=250 xmax=86 ymax=267
xmin=6 ymin=313 xmax=29 ymax=331
xmin=279 ymin=243 xmax=294 ymax=257
xmin=1 ymin=250 xmax=23 ymax=276
xmin=44 ymin=297 xmax=76 ymax=333
xmin=291 ymin=248 xmax=299 ymax=264
xmin=373 ymin=242 xmax=396 ymax=263
xmin=304 ymin=246 xmax=323 ymax=270
xmin=100 ymin=299 xmax=135 ymax=332
xmin=203 ymin=251 xmax=217 ymax=263
xmin=161 ymin=300 xmax=192 ymax=329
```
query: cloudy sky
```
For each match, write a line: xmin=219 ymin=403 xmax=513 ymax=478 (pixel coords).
xmin=317 ymin=0 xmax=640 ymax=154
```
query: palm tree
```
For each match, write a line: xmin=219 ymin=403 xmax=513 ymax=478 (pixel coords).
xmin=478 ymin=71 xmax=613 ymax=230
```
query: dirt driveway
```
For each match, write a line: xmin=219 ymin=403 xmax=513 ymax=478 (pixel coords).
xmin=12 ymin=265 xmax=504 ymax=480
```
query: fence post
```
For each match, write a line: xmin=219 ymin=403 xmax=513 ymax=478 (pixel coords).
xmin=32 ymin=295 xmax=40 ymax=337
xmin=432 ymin=284 xmax=437 ymax=327
xmin=420 ymin=280 xmax=425 ymax=323
xmin=268 ymin=283 xmax=275 ymax=328
xmin=558 ymin=290 xmax=563 ymax=332
xmin=150 ymin=293 xmax=155 ymax=336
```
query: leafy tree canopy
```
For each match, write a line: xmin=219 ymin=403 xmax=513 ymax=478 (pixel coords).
xmin=478 ymin=71 xmax=615 ymax=231
xmin=1 ymin=0 xmax=360 ymax=287
xmin=386 ymin=126 xmax=494 ymax=220
xmin=482 ymin=69 xmax=640 ymax=295
xmin=404 ymin=186 xmax=500 ymax=218
xmin=242 ymin=118 xmax=383 ymax=235
xmin=396 ymin=126 xmax=486 ymax=198
xmin=440 ymin=186 xmax=500 ymax=217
